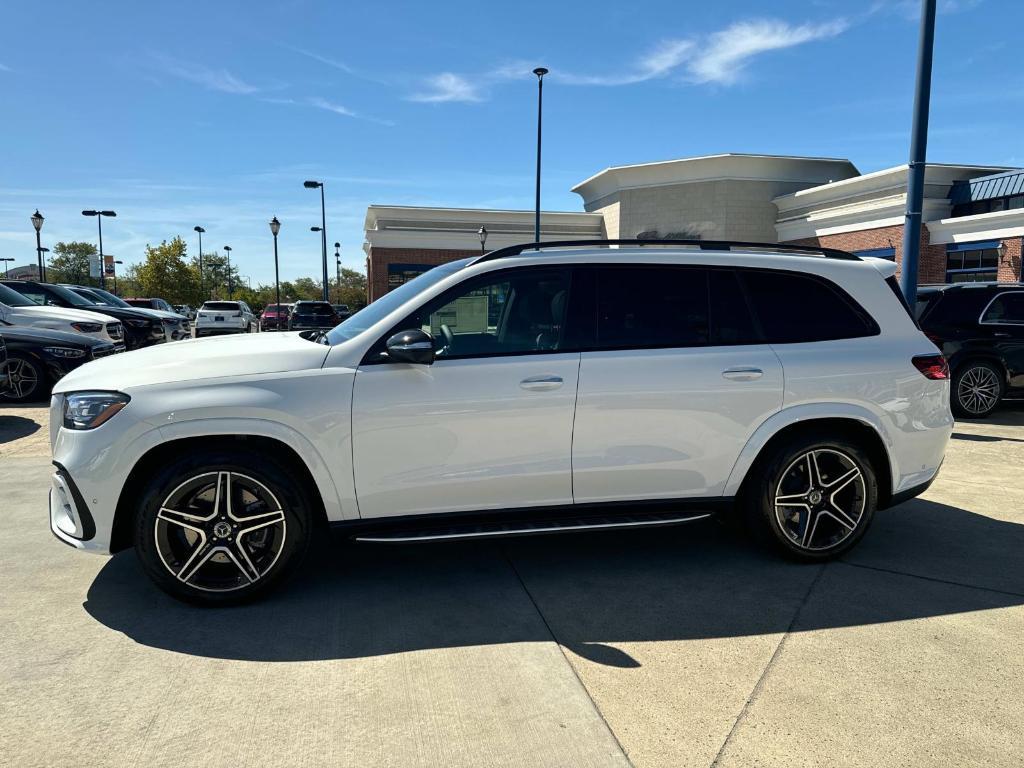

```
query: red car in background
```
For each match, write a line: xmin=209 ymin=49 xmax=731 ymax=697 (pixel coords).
xmin=259 ymin=303 xmax=292 ymax=331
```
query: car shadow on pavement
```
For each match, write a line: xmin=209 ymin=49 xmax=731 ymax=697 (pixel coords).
xmin=0 ymin=415 xmax=41 ymax=444
xmin=83 ymin=497 xmax=1024 ymax=665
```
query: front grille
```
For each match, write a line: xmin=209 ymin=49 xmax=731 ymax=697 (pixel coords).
xmin=106 ymin=322 xmax=124 ymax=341
xmin=91 ymin=345 xmax=118 ymax=359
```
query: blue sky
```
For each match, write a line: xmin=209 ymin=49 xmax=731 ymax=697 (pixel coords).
xmin=0 ymin=0 xmax=1018 ymax=285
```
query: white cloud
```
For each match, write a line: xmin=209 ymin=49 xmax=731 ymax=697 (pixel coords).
xmin=688 ymin=19 xmax=848 ymax=85
xmin=0 ymin=62 xmax=11 ymax=72
xmin=307 ymin=97 xmax=395 ymax=126
xmin=155 ymin=56 xmax=261 ymax=94
xmin=408 ymin=73 xmax=483 ymax=103
xmin=558 ymin=39 xmax=695 ymax=86
xmin=284 ymin=45 xmax=354 ymax=74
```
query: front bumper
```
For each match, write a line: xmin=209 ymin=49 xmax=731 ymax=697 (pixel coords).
xmin=49 ymin=463 xmax=104 ymax=552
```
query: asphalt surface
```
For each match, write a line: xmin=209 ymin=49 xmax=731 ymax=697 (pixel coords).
xmin=1 ymin=403 xmax=1023 ymax=767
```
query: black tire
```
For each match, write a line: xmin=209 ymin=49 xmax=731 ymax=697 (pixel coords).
xmin=1 ymin=354 xmax=48 ymax=403
xmin=951 ymin=360 xmax=1004 ymax=419
xmin=133 ymin=448 xmax=317 ymax=605
xmin=744 ymin=432 xmax=878 ymax=562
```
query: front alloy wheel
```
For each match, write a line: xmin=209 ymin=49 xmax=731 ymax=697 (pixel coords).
xmin=1 ymin=356 xmax=44 ymax=402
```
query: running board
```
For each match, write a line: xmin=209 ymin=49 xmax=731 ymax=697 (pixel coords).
xmin=351 ymin=510 xmax=712 ymax=543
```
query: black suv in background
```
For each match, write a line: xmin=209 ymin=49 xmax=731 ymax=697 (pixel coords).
xmin=1 ymin=280 xmax=165 ymax=350
xmin=917 ymin=282 xmax=1024 ymax=417
xmin=288 ymin=300 xmax=339 ymax=330
xmin=0 ymin=325 xmax=121 ymax=402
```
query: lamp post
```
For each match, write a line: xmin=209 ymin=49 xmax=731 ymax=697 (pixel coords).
xmin=113 ymin=260 xmax=123 ymax=294
xmin=0 ymin=257 xmax=13 ymax=278
xmin=82 ymin=210 xmax=116 ymax=289
xmin=38 ymin=247 xmax=50 ymax=279
xmin=303 ymin=180 xmax=329 ymax=301
xmin=193 ymin=226 xmax=206 ymax=300
xmin=532 ymin=67 xmax=548 ymax=243
xmin=310 ymin=227 xmax=324 ymax=297
xmin=30 ymin=210 xmax=45 ymax=282
xmin=223 ymin=245 xmax=233 ymax=299
xmin=334 ymin=242 xmax=341 ymax=304
xmin=269 ymin=217 xmax=281 ymax=324
xmin=478 ymin=226 xmax=488 ymax=255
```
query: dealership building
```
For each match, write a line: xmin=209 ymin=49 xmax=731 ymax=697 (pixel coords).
xmin=363 ymin=152 xmax=1024 ymax=300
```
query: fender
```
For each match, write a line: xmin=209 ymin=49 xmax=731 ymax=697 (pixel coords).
xmin=722 ymin=402 xmax=898 ymax=497
xmin=149 ymin=417 xmax=351 ymax=522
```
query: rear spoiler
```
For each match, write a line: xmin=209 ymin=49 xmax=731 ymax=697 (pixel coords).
xmin=863 ymin=257 xmax=899 ymax=279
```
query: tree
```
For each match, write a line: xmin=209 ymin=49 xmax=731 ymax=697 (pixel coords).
xmin=334 ymin=268 xmax=367 ymax=309
xmin=48 ymin=241 xmax=97 ymax=286
xmin=135 ymin=237 xmax=200 ymax=304
xmin=194 ymin=251 xmax=244 ymax=302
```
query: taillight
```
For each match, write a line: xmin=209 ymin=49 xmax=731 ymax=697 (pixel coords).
xmin=912 ymin=354 xmax=949 ymax=380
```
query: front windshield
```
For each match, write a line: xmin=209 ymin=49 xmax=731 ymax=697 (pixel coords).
xmin=88 ymin=287 xmax=133 ymax=308
xmin=46 ymin=283 xmax=96 ymax=307
xmin=326 ymin=258 xmax=472 ymax=344
xmin=0 ymin=283 xmax=35 ymax=307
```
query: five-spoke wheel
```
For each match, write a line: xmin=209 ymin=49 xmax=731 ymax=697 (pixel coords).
xmin=1 ymin=356 xmax=44 ymax=402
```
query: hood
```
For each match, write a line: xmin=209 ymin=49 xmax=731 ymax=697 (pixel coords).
xmin=0 ymin=324 xmax=106 ymax=347
xmin=52 ymin=331 xmax=331 ymax=393
xmin=10 ymin=304 xmax=119 ymax=326
xmin=123 ymin=306 xmax=187 ymax=321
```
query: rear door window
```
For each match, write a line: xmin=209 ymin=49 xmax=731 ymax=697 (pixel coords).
xmin=980 ymin=292 xmax=1024 ymax=325
xmin=708 ymin=269 xmax=760 ymax=345
xmin=739 ymin=269 xmax=879 ymax=343
xmin=593 ymin=266 xmax=709 ymax=349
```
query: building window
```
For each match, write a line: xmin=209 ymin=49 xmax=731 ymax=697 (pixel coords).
xmin=945 ymin=241 xmax=1000 ymax=283
xmin=852 ymin=246 xmax=896 ymax=260
xmin=387 ymin=263 xmax=431 ymax=290
xmin=951 ymin=195 xmax=1024 ymax=217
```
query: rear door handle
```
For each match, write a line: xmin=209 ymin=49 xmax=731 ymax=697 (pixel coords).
xmin=520 ymin=375 xmax=564 ymax=391
xmin=993 ymin=332 xmax=1011 ymax=338
xmin=722 ymin=367 xmax=764 ymax=381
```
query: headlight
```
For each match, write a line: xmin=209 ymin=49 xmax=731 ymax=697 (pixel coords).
xmin=43 ymin=346 xmax=86 ymax=358
xmin=160 ymin=317 xmax=178 ymax=325
xmin=62 ymin=392 xmax=130 ymax=430
xmin=70 ymin=322 xmax=102 ymax=333
xmin=125 ymin=318 xmax=149 ymax=328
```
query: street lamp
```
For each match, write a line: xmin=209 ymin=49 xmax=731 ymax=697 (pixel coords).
xmin=113 ymin=260 xmax=123 ymax=294
xmin=81 ymin=210 xmax=116 ymax=289
xmin=269 ymin=217 xmax=281 ymax=324
xmin=194 ymin=226 xmax=206 ymax=299
xmin=30 ymin=210 xmax=45 ymax=282
xmin=38 ymin=247 xmax=50 ymax=279
xmin=0 ymin=257 xmax=13 ymax=278
xmin=478 ymin=226 xmax=488 ymax=255
xmin=304 ymin=179 xmax=329 ymax=302
xmin=334 ymin=242 xmax=341 ymax=304
xmin=223 ymin=245 xmax=233 ymax=299
xmin=532 ymin=67 xmax=548 ymax=242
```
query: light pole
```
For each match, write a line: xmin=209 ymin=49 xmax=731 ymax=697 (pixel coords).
xmin=38 ymin=247 xmax=50 ymax=279
xmin=310 ymin=226 xmax=324 ymax=297
xmin=478 ymin=226 xmax=488 ymax=255
xmin=334 ymin=242 xmax=341 ymax=303
xmin=0 ymin=257 xmax=13 ymax=278
xmin=113 ymin=260 xmax=123 ymax=294
xmin=533 ymin=67 xmax=548 ymax=243
xmin=82 ymin=210 xmax=116 ymax=289
xmin=303 ymin=180 xmax=329 ymax=301
xmin=194 ymin=226 xmax=206 ymax=300
xmin=30 ymin=210 xmax=45 ymax=281
xmin=223 ymin=245 xmax=233 ymax=299
xmin=269 ymin=217 xmax=281 ymax=323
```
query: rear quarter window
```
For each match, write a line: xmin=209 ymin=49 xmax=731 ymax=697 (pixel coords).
xmin=739 ymin=269 xmax=879 ymax=343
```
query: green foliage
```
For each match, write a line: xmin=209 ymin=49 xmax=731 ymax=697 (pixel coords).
xmin=48 ymin=241 xmax=97 ymax=286
xmin=134 ymin=237 xmax=200 ymax=304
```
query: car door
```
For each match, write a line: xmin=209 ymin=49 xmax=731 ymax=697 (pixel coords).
xmin=571 ymin=265 xmax=784 ymax=503
xmin=979 ymin=290 xmax=1024 ymax=391
xmin=351 ymin=266 xmax=580 ymax=518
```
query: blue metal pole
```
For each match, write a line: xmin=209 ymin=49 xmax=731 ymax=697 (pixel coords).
xmin=900 ymin=0 xmax=937 ymax=306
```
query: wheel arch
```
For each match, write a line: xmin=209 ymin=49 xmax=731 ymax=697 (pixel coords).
xmin=948 ymin=352 xmax=1008 ymax=383
xmin=109 ymin=434 xmax=333 ymax=553
xmin=726 ymin=411 xmax=895 ymax=510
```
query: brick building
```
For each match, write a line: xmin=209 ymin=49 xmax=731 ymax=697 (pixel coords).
xmin=364 ymin=154 xmax=1024 ymax=301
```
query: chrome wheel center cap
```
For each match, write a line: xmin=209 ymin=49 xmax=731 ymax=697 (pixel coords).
xmin=808 ymin=490 xmax=823 ymax=505
xmin=213 ymin=521 xmax=232 ymax=538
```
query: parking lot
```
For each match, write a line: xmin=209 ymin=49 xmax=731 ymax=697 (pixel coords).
xmin=1 ymin=402 xmax=1022 ymax=767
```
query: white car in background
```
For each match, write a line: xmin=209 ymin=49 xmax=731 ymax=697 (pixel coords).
xmin=195 ymin=301 xmax=255 ymax=336
xmin=67 ymin=286 xmax=191 ymax=342
xmin=0 ymin=283 xmax=124 ymax=348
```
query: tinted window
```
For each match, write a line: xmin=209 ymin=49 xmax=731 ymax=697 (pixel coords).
xmin=708 ymin=269 xmax=759 ymax=345
xmin=595 ymin=266 xmax=709 ymax=349
xmin=981 ymin=292 xmax=1024 ymax=325
xmin=0 ymin=283 xmax=35 ymax=307
xmin=203 ymin=302 xmax=241 ymax=311
xmin=740 ymin=270 xmax=878 ymax=343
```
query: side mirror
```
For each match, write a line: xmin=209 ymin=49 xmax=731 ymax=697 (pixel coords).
xmin=385 ymin=328 xmax=435 ymax=365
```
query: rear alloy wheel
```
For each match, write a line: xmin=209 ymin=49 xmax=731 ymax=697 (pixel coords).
xmin=134 ymin=451 xmax=314 ymax=604
xmin=747 ymin=435 xmax=877 ymax=561
xmin=952 ymin=361 xmax=1003 ymax=419
xmin=1 ymin=355 xmax=46 ymax=403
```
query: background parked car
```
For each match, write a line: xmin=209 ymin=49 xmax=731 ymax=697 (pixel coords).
xmin=2 ymin=280 xmax=163 ymax=350
xmin=288 ymin=300 xmax=338 ymax=330
xmin=0 ymin=325 xmax=121 ymax=402
xmin=917 ymin=282 xmax=1024 ymax=418
xmin=332 ymin=303 xmax=352 ymax=321
xmin=124 ymin=297 xmax=176 ymax=313
xmin=259 ymin=303 xmax=291 ymax=331
xmin=66 ymin=286 xmax=191 ymax=342
xmin=0 ymin=282 xmax=125 ymax=349
xmin=0 ymin=333 xmax=8 ymax=394
xmin=195 ymin=300 xmax=255 ymax=336
xmin=173 ymin=304 xmax=197 ymax=321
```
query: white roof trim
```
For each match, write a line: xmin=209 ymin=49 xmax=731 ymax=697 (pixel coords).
xmin=927 ymin=208 xmax=1024 ymax=245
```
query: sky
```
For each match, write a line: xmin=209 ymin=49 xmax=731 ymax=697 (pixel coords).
xmin=0 ymin=0 xmax=1019 ymax=285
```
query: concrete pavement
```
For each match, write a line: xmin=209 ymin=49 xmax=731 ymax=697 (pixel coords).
xmin=1 ymin=404 xmax=1023 ymax=767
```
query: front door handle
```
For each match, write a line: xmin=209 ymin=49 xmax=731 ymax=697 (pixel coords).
xmin=722 ymin=367 xmax=764 ymax=381
xmin=520 ymin=374 xmax=564 ymax=391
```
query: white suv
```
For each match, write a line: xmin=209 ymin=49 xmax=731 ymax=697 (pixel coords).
xmin=47 ymin=241 xmax=952 ymax=604
xmin=194 ymin=301 xmax=254 ymax=336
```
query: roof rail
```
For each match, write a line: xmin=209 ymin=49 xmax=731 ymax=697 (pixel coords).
xmin=472 ymin=238 xmax=860 ymax=264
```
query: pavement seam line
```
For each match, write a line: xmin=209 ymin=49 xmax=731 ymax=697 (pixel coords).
xmin=502 ymin=545 xmax=636 ymax=768
xmin=838 ymin=559 xmax=1024 ymax=598
xmin=709 ymin=562 xmax=827 ymax=768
